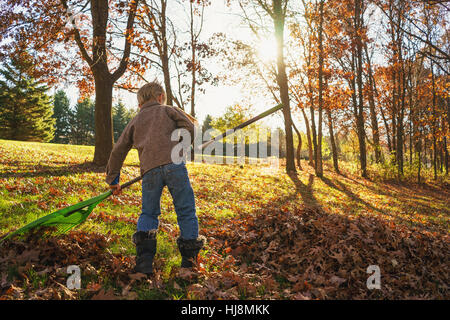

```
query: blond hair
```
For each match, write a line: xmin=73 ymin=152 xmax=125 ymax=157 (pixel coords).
xmin=137 ymin=81 xmax=166 ymax=105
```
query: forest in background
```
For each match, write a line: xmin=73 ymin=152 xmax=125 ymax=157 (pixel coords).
xmin=0 ymin=0 xmax=448 ymax=184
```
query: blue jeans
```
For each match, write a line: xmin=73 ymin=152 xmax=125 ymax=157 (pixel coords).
xmin=137 ymin=162 xmax=198 ymax=240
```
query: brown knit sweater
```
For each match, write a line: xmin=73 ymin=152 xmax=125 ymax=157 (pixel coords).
xmin=105 ymin=101 xmax=196 ymax=184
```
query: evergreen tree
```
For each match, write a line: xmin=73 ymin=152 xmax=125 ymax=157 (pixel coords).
xmin=0 ymin=57 xmax=54 ymax=142
xmin=70 ymin=98 xmax=95 ymax=145
xmin=52 ymin=90 xmax=71 ymax=144
xmin=113 ymin=100 xmax=135 ymax=142
xmin=202 ymin=114 xmax=213 ymax=140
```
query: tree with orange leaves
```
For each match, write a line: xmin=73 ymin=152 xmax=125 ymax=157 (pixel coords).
xmin=0 ymin=0 xmax=141 ymax=166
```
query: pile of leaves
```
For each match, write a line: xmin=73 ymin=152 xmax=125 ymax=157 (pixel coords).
xmin=0 ymin=230 xmax=144 ymax=300
xmin=1 ymin=208 xmax=448 ymax=300
xmin=202 ymin=206 xmax=449 ymax=299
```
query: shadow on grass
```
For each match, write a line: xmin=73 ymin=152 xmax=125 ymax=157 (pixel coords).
xmin=286 ymin=168 xmax=447 ymax=233
xmin=287 ymin=171 xmax=322 ymax=211
xmin=288 ymin=170 xmax=383 ymax=215
xmin=1 ymin=162 xmax=140 ymax=179
xmin=328 ymin=173 xmax=450 ymax=217
xmin=319 ymin=174 xmax=448 ymax=233
xmin=320 ymin=176 xmax=386 ymax=216
xmin=340 ymin=169 xmax=450 ymax=201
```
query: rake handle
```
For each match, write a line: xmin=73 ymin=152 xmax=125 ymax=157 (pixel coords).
xmin=118 ymin=104 xmax=283 ymax=190
xmin=119 ymin=175 xmax=143 ymax=190
xmin=198 ymin=103 xmax=283 ymax=150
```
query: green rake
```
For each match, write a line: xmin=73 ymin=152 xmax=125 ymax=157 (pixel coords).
xmin=0 ymin=176 xmax=142 ymax=242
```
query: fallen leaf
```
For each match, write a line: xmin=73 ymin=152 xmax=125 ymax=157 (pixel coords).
xmin=330 ymin=275 xmax=346 ymax=286
xmin=16 ymin=250 xmax=40 ymax=264
xmin=91 ymin=289 xmax=118 ymax=300
xmin=86 ymin=282 xmax=102 ymax=292
xmin=178 ymin=268 xmax=196 ymax=280
xmin=129 ymin=272 xmax=147 ymax=281
xmin=173 ymin=282 xmax=181 ymax=290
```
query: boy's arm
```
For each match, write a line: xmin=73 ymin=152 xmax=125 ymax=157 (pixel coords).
xmin=166 ymin=106 xmax=198 ymax=143
xmin=105 ymin=121 xmax=134 ymax=185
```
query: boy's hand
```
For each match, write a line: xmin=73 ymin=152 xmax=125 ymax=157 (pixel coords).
xmin=110 ymin=184 xmax=122 ymax=196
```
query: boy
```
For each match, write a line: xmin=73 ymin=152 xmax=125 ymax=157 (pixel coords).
xmin=105 ymin=81 xmax=204 ymax=275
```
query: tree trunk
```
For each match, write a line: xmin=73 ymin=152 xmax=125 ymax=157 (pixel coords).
xmin=90 ymin=0 xmax=113 ymax=166
xmin=327 ymin=108 xmax=340 ymax=174
xmin=417 ymin=144 xmax=422 ymax=184
xmin=316 ymin=0 xmax=324 ymax=178
xmin=310 ymin=103 xmax=318 ymax=171
xmin=309 ymin=68 xmax=317 ymax=171
xmin=161 ymin=54 xmax=174 ymax=106
xmin=364 ymin=44 xmax=381 ymax=163
xmin=409 ymin=85 xmax=413 ymax=166
xmin=433 ymin=137 xmax=438 ymax=179
xmin=301 ymin=108 xmax=314 ymax=166
xmin=355 ymin=0 xmax=367 ymax=178
xmin=160 ymin=1 xmax=173 ymax=106
xmin=396 ymin=46 xmax=406 ymax=176
xmin=273 ymin=0 xmax=296 ymax=173
xmin=93 ymin=75 xmax=114 ymax=166
xmin=444 ymin=136 xmax=448 ymax=175
xmin=143 ymin=0 xmax=174 ymax=106
xmin=380 ymin=104 xmax=392 ymax=154
xmin=431 ymin=61 xmax=437 ymax=180
xmin=189 ymin=1 xmax=197 ymax=118
xmin=351 ymin=50 xmax=366 ymax=177
xmin=190 ymin=46 xmax=196 ymax=117
xmin=293 ymin=122 xmax=302 ymax=170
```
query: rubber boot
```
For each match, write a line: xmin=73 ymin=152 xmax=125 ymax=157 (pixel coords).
xmin=132 ymin=230 xmax=157 ymax=275
xmin=176 ymin=236 xmax=206 ymax=268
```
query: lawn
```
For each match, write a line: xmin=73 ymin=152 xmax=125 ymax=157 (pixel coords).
xmin=0 ymin=139 xmax=448 ymax=300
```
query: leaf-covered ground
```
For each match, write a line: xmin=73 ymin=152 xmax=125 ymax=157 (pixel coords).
xmin=0 ymin=139 xmax=448 ymax=299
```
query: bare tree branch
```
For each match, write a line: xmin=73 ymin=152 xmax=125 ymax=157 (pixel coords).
xmin=112 ymin=0 xmax=141 ymax=81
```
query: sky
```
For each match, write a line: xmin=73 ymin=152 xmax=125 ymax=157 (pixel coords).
xmin=60 ymin=0 xmax=287 ymax=130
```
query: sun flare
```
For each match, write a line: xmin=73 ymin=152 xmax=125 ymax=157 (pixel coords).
xmin=256 ymin=38 xmax=278 ymax=63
